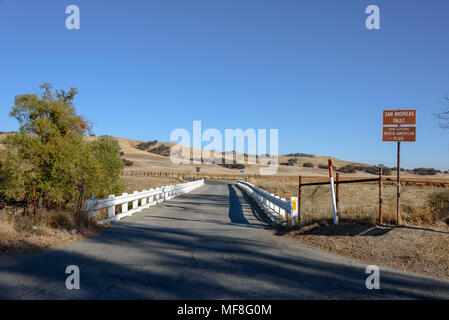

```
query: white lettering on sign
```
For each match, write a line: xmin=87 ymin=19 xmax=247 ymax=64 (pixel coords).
xmin=384 ymin=110 xmax=415 ymax=117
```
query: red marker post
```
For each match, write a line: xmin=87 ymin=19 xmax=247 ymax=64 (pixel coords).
xmin=328 ymin=159 xmax=338 ymax=224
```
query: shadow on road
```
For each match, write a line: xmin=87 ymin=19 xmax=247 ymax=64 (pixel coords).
xmin=1 ymin=221 xmax=448 ymax=299
xmin=234 ymin=185 xmax=274 ymax=226
xmin=1 ymin=181 xmax=448 ymax=299
xmin=228 ymin=185 xmax=249 ymax=224
xmin=299 ymin=223 xmax=393 ymax=237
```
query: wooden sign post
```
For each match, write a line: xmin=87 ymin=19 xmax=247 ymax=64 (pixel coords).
xmin=382 ymin=109 xmax=416 ymax=225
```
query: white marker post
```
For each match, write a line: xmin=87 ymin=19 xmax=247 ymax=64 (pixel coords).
xmin=328 ymin=159 xmax=338 ymax=224
xmin=290 ymin=197 xmax=298 ymax=227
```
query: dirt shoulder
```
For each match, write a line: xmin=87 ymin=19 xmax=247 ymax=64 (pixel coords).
xmin=283 ymin=222 xmax=449 ymax=281
xmin=0 ymin=217 xmax=103 ymax=253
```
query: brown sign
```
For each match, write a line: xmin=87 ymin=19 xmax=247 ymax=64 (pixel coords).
xmin=383 ymin=109 xmax=416 ymax=125
xmin=383 ymin=126 xmax=416 ymax=142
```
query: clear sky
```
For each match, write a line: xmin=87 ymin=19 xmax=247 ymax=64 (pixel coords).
xmin=1 ymin=0 xmax=448 ymax=170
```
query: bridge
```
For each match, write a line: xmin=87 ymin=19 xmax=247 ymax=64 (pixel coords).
xmin=1 ymin=180 xmax=448 ymax=299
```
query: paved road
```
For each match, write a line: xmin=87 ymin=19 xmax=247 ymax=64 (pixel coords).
xmin=1 ymin=180 xmax=449 ymax=299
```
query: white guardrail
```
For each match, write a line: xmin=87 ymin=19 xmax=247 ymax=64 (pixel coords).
xmin=85 ymin=179 xmax=205 ymax=223
xmin=237 ymin=180 xmax=298 ymax=227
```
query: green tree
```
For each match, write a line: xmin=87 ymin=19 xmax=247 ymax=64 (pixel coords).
xmin=0 ymin=84 xmax=124 ymax=209
xmin=88 ymin=136 xmax=125 ymax=197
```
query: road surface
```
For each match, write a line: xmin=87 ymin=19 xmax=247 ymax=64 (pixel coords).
xmin=1 ymin=180 xmax=449 ymax=299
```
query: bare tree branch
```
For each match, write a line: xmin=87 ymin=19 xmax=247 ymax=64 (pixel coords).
xmin=435 ymin=94 xmax=449 ymax=129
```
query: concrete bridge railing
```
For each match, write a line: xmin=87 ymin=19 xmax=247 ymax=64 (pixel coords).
xmin=85 ymin=179 xmax=205 ymax=223
xmin=237 ymin=180 xmax=298 ymax=227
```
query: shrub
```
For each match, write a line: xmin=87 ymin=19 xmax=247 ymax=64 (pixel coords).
xmin=372 ymin=165 xmax=392 ymax=176
xmin=218 ymin=163 xmax=245 ymax=170
xmin=337 ymin=165 xmax=356 ymax=173
xmin=429 ymin=190 xmax=449 ymax=224
xmin=89 ymin=136 xmax=125 ymax=197
xmin=284 ymin=153 xmax=315 ymax=158
xmin=122 ymin=159 xmax=134 ymax=166
xmin=413 ymin=168 xmax=438 ymax=176
xmin=148 ymin=145 xmax=170 ymax=156
xmin=318 ymin=164 xmax=336 ymax=170
xmin=281 ymin=158 xmax=297 ymax=166
xmin=0 ymin=84 xmax=124 ymax=209
xmin=364 ymin=166 xmax=379 ymax=175
xmin=136 ymin=140 xmax=158 ymax=151
xmin=363 ymin=166 xmax=391 ymax=176
xmin=303 ymin=162 xmax=314 ymax=168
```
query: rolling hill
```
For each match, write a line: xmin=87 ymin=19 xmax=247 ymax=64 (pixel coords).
xmin=2 ymin=134 xmax=447 ymax=178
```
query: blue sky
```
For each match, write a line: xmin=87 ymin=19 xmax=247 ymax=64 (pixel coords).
xmin=0 ymin=0 xmax=448 ymax=170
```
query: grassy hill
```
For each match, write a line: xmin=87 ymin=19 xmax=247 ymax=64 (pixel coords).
xmin=98 ymin=136 xmax=448 ymax=178
xmin=2 ymin=134 xmax=447 ymax=178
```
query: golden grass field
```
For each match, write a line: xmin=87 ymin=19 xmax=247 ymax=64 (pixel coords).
xmin=2 ymin=134 xmax=448 ymax=228
xmin=2 ymin=134 xmax=449 ymax=280
xmin=244 ymin=175 xmax=447 ymax=226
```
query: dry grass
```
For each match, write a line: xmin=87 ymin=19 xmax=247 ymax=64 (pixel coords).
xmin=0 ymin=205 xmax=101 ymax=253
xmin=122 ymin=175 xmax=184 ymax=194
xmin=247 ymin=176 xmax=449 ymax=227
xmin=0 ymin=218 xmax=100 ymax=254
xmin=251 ymin=176 xmax=449 ymax=279
xmin=286 ymin=222 xmax=449 ymax=281
xmin=84 ymin=135 xmax=449 ymax=178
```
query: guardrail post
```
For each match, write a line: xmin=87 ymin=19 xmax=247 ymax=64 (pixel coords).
xmin=107 ymin=195 xmax=115 ymax=218
xmin=121 ymin=193 xmax=128 ymax=213
xmin=149 ymin=188 xmax=155 ymax=205
xmin=274 ymin=196 xmax=280 ymax=214
xmin=132 ymin=191 xmax=139 ymax=209
xmin=280 ymin=198 xmax=286 ymax=219
xmin=141 ymin=191 xmax=147 ymax=206
xmin=163 ymin=186 xmax=167 ymax=201
xmin=155 ymin=188 xmax=161 ymax=203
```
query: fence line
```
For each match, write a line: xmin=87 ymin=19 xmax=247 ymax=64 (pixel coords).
xmin=85 ymin=179 xmax=204 ymax=223
xmin=298 ymin=171 xmax=384 ymax=225
xmin=296 ymin=169 xmax=449 ymax=225
xmin=122 ymin=170 xmax=449 ymax=186
xmin=121 ymin=170 xmax=261 ymax=180
xmin=237 ymin=180 xmax=298 ymax=227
